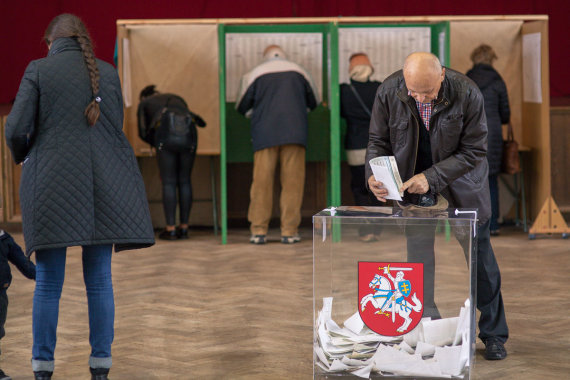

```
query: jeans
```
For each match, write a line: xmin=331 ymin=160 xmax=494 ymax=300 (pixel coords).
xmin=32 ymin=245 xmax=114 ymax=372
xmin=157 ymin=148 xmax=196 ymax=226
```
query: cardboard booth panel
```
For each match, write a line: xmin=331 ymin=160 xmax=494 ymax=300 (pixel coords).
xmin=123 ymin=24 xmax=220 ymax=155
xmin=450 ymin=21 xmax=523 ymax=144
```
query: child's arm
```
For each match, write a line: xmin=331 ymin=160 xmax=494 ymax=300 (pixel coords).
xmin=5 ymin=233 xmax=36 ymax=280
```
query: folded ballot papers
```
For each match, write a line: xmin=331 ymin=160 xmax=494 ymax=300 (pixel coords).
xmin=369 ymin=156 xmax=404 ymax=201
xmin=314 ymin=297 xmax=471 ymax=379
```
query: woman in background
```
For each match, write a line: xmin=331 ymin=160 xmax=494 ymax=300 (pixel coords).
xmin=5 ymin=14 xmax=154 ymax=380
xmin=467 ymin=44 xmax=511 ymax=236
xmin=340 ymin=53 xmax=382 ymax=242
xmin=137 ymin=85 xmax=206 ymax=240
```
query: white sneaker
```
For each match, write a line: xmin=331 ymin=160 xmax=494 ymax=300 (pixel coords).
xmin=281 ymin=235 xmax=301 ymax=244
xmin=249 ymin=235 xmax=266 ymax=244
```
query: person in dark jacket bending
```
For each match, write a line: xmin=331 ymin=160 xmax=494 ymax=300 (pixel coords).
xmin=366 ymin=52 xmax=508 ymax=361
xmin=466 ymin=44 xmax=511 ymax=235
xmin=236 ymin=45 xmax=319 ymax=244
xmin=0 ymin=230 xmax=36 ymax=380
xmin=5 ymin=14 xmax=154 ymax=380
xmin=340 ymin=53 xmax=382 ymax=242
xmin=137 ymin=85 xmax=206 ymax=240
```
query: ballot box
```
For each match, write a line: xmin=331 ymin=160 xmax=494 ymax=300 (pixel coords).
xmin=313 ymin=206 xmax=477 ymax=379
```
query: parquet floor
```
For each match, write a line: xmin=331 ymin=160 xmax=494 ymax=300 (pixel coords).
xmin=1 ymin=226 xmax=569 ymax=379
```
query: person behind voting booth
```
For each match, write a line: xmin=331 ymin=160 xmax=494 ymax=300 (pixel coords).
xmin=5 ymin=14 xmax=154 ymax=380
xmin=340 ymin=53 xmax=383 ymax=242
xmin=0 ymin=230 xmax=36 ymax=380
xmin=236 ymin=45 xmax=319 ymax=244
xmin=365 ymin=52 xmax=509 ymax=360
xmin=137 ymin=85 xmax=206 ymax=240
xmin=466 ymin=44 xmax=511 ymax=236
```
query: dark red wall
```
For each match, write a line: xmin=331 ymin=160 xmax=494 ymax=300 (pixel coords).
xmin=1 ymin=0 xmax=569 ymax=104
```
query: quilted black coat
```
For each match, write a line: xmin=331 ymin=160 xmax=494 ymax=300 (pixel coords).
xmin=466 ymin=64 xmax=510 ymax=176
xmin=5 ymin=37 xmax=155 ymax=256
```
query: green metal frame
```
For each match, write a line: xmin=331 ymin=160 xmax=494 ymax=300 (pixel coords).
xmin=218 ymin=24 xmax=228 ymax=244
xmin=328 ymin=22 xmax=341 ymax=208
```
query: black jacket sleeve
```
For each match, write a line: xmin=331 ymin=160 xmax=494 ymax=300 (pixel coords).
xmin=496 ymin=79 xmax=511 ymax=125
xmin=4 ymin=233 xmax=36 ymax=280
xmin=305 ymin=79 xmax=318 ymax=111
xmin=236 ymin=83 xmax=255 ymax=115
xmin=137 ymin=102 xmax=155 ymax=145
xmin=5 ymin=61 xmax=39 ymax=164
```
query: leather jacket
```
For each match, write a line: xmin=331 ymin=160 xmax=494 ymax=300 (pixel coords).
xmin=365 ymin=68 xmax=491 ymax=224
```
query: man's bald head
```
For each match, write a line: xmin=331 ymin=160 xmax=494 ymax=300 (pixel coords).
xmin=263 ymin=45 xmax=287 ymax=60
xmin=403 ymin=52 xmax=445 ymax=102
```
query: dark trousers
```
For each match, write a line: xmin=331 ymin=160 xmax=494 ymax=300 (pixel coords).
xmin=405 ymin=223 xmax=439 ymax=319
xmin=405 ymin=220 xmax=509 ymax=343
xmin=349 ymin=164 xmax=383 ymax=236
xmin=471 ymin=220 xmax=509 ymax=343
xmin=0 ymin=289 xmax=7 ymax=343
xmin=157 ymin=149 xmax=196 ymax=226
xmin=488 ymin=175 xmax=500 ymax=231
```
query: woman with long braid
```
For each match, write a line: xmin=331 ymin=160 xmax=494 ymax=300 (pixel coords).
xmin=5 ymin=14 xmax=154 ymax=380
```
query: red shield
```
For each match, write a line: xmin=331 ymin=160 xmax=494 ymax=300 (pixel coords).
xmin=358 ymin=262 xmax=424 ymax=336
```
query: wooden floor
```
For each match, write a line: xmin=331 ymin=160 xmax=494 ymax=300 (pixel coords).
xmin=1 ymin=226 xmax=569 ymax=379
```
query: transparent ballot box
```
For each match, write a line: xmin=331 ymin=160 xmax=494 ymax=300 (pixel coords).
xmin=313 ymin=206 xmax=477 ymax=379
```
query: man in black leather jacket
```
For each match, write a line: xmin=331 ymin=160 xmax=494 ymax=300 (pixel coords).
xmin=365 ymin=52 xmax=508 ymax=360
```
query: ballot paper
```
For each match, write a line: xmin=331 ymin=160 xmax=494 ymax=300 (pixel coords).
xmin=369 ymin=156 xmax=404 ymax=201
xmin=314 ymin=298 xmax=471 ymax=379
xmin=422 ymin=317 xmax=459 ymax=346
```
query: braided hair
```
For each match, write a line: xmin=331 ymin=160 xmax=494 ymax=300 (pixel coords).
xmin=44 ymin=14 xmax=101 ymax=126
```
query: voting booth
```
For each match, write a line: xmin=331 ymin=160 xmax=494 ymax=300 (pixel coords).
xmin=110 ymin=15 xmax=553 ymax=243
xmin=218 ymin=23 xmax=335 ymax=243
xmin=313 ymin=207 xmax=477 ymax=379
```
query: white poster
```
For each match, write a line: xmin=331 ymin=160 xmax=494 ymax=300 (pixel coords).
xmin=338 ymin=27 xmax=431 ymax=84
xmin=225 ymin=33 xmax=323 ymax=102
xmin=522 ymin=33 xmax=542 ymax=103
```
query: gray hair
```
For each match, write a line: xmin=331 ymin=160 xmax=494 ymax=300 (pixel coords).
xmin=470 ymin=44 xmax=497 ymax=65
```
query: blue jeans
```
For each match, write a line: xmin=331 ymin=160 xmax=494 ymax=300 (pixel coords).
xmin=32 ymin=245 xmax=114 ymax=372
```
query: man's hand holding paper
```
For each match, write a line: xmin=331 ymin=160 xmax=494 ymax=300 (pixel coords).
xmin=368 ymin=156 xmax=404 ymax=201
xmin=368 ymin=176 xmax=389 ymax=202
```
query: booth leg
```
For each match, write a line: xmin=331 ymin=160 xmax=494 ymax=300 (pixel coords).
xmin=210 ymin=156 xmax=219 ymax=236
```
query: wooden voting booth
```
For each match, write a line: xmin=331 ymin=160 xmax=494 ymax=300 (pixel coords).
xmin=116 ymin=18 xmax=450 ymax=243
xmin=116 ymin=15 xmax=562 ymax=243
